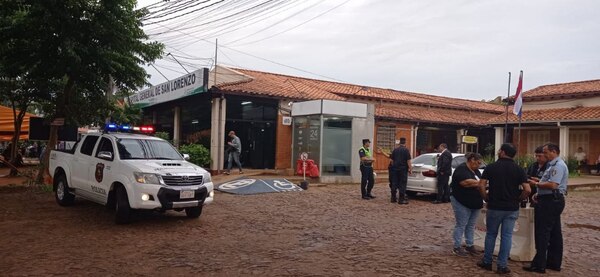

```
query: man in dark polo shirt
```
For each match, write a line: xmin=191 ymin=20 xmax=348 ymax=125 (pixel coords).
xmin=476 ymin=143 xmax=531 ymax=274
xmin=390 ymin=137 xmax=412 ymax=204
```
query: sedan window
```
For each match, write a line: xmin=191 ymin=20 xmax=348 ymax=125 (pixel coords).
xmin=412 ymin=155 xmax=437 ymax=166
xmin=452 ymin=156 xmax=466 ymax=168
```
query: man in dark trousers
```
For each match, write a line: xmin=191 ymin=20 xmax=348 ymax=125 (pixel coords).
xmin=358 ymin=139 xmax=375 ymax=200
xmin=526 ymin=146 xmax=548 ymax=207
xmin=434 ymin=143 xmax=452 ymax=204
xmin=477 ymin=143 xmax=530 ymax=274
xmin=378 ymin=140 xmax=400 ymax=203
xmin=390 ymin=137 xmax=412 ymax=204
xmin=523 ymin=143 xmax=568 ymax=273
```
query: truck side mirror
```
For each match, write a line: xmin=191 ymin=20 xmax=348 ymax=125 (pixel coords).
xmin=183 ymin=154 xmax=190 ymax=161
xmin=98 ymin=151 xmax=113 ymax=161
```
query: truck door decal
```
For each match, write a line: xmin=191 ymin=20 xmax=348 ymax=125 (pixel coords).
xmin=95 ymin=163 xmax=105 ymax=183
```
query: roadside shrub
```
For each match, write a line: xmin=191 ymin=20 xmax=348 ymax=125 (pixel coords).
xmin=179 ymin=144 xmax=210 ymax=167
xmin=565 ymin=156 xmax=580 ymax=176
xmin=514 ymin=155 xmax=535 ymax=170
xmin=154 ymin=132 xmax=170 ymax=141
xmin=483 ymin=143 xmax=495 ymax=157
xmin=483 ymin=155 xmax=496 ymax=166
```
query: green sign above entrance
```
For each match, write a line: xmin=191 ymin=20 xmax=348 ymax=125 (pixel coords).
xmin=129 ymin=68 xmax=209 ymax=107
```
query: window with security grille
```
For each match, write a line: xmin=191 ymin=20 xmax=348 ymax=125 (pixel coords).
xmin=376 ymin=125 xmax=396 ymax=154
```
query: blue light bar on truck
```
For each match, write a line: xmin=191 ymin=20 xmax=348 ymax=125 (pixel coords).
xmin=104 ymin=123 xmax=154 ymax=134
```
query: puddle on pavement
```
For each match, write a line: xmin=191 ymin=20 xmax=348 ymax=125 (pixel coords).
xmin=566 ymin=223 xmax=600 ymax=231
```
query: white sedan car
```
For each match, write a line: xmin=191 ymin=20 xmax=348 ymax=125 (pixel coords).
xmin=406 ymin=153 xmax=486 ymax=196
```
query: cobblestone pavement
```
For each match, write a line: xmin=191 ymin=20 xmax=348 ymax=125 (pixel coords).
xmin=0 ymin=184 xmax=599 ymax=276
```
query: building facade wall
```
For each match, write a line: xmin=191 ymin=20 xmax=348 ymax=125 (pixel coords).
xmin=522 ymin=96 xmax=600 ymax=111
xmin=373 ymin=122 xmax=413 ymax=171
xmin=275 ymin=113 xmax=293 ymax=170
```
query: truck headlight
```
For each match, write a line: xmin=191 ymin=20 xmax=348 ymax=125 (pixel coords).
xmin=134 ymin=172 xmax=164 ymax=185
xmin=204 ymin=173 xmax=212 ymax=183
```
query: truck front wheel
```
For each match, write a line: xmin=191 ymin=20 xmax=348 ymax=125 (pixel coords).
xmin=115 ymin=186 xmax=132 ymax=224
xmin=185 ymin=206 xmax=203 ymax=218
xmin=55 ymin=174 xmax=75 ymax=206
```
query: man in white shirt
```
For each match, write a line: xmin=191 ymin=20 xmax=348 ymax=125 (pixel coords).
xmin=573 ymin=147 xmax=586 ymax=165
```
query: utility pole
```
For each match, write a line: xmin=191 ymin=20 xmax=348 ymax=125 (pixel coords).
xmin=167 ymin=53 xmax=190 ymax=74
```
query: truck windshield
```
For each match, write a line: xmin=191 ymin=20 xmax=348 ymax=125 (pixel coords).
xmin=116 ymin=139 xmax=183 ymax=160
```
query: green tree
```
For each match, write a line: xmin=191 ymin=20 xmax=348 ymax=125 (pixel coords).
xmin=0 ymin=0 xmax=163 ymax=183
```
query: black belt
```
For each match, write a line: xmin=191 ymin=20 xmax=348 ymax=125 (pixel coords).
xmin=538 ymin=194 xmax=564 ymax=200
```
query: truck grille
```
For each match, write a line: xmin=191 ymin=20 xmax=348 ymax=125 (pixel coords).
xmin=161 ymin=175 xmax=204 ymax=186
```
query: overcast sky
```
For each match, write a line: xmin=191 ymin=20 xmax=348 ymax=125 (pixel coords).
xmin=139 ymin=0 xmax=600 ymax=101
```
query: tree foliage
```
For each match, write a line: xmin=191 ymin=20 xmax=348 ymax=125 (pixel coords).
xmin=0 ymin=0 xmax=164 ymax=181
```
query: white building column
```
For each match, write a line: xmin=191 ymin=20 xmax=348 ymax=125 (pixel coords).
xmin=456 ymin=129 xmax=466 ymax=153
xmin=173 ymin=106 xmax=181 ymax=148
xmin=210 ymin=98 xmax=220 ymax=171
xmin=494 ymin=127 xmax=504 ymax=159
xmin=210 ymin=98 xmax=227 ymax=172
xmin=218 ymin=98 xmax=227 ymax=171
xmin=559 ymin=126 xmax=570 ymax=159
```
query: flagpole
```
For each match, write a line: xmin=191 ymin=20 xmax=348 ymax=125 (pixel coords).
xmin=504 ymin=72 xmax=511 ymax=143
xmin=517 ymin=70 xmax=523 ymax=154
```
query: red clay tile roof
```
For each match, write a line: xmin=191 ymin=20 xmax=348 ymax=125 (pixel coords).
xmin=489 ymin=106 xmax=600 ymax=124
xmin=214 ymin=68 xmax=346 ymax=101
xmin=377 ymin=105 xmax=498 ymax=126
xmin=216 ymin=67 xmax=504 ymax=113
xmin=524 ymin=79 xmax=600 ymax=100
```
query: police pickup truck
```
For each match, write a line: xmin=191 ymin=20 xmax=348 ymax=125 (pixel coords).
xmin=49 ymin=131 xmax=214 ymax=224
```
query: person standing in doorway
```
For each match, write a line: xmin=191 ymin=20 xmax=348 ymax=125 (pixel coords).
xmin=390 ymin=137 xmax=412 ymax=204
xmin=477 ymin=143 xmax=530 ymax=274
xmin=226 ymin=131 xmax=243 ymax=175
xmin=359 ymin=139 xmax=375 ymax=200
xmin=523 ymin=143 xmax=568 ymax=273
xmin=434 ymin=143 xmax=452 ymax=204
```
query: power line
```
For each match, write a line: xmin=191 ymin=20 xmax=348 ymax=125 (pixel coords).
xmin=155 ymin=0 xmax=301 ymax=47
xmin=147 ymin=0 xmax=282 ymax=36
xmin=226 ymin=0 xmax=325 ymax=45
xmin=232 ymin=0 xmax=353 ymax=46
xmin=144 ymin=0 xmax=220 ymax=25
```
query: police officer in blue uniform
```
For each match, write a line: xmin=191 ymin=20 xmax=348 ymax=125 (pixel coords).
xmin=359 ymin=139 xmax=376 ymax=200
xmin=524 ymin=143 xmax=568 ymax=273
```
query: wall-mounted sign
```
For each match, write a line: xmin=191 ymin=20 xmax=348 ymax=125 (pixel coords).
xmin=128 ymin=68 xmax=208 ymax=108
xmin=282 ymin=116 xmax=292 ymax=126
xmin=462 ymin=135 xmax=478 ymax=144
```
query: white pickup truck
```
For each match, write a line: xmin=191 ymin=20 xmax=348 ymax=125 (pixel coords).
xmin=49 ymin=132 xmax=214 ymax=224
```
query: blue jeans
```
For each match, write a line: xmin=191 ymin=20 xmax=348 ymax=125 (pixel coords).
xmin=450 ymin=196 xmax=480 ymax=248
xmin=227 ymin=151 xmax=242 ymax=172
xmin=483 ymin=209 xmax=519 ymax=268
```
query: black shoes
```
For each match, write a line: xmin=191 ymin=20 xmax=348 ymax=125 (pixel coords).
xmin=361 ymin=196 xmax=371 ymax=200
xmin=390 ymin=197 xmax=397 ymax=203
xmin=523 ymin=265 xmax=546 ymax=273
xmin=497 ymin=267 xmax=511 ymax=274
xmin=432 ymin=200 xmax=443 ymax=204
xmin=464 ymin=246 xmax=478 ymax=255
xmin=476 ymin=260 xmax=493 ymax=271
xmin=398 ymin=198 xmax=408 ymax=205
xmin=547 ymin=266 xmax=562 ymax=272
xmin=367 ymin=194 xmax=376 ymax=199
